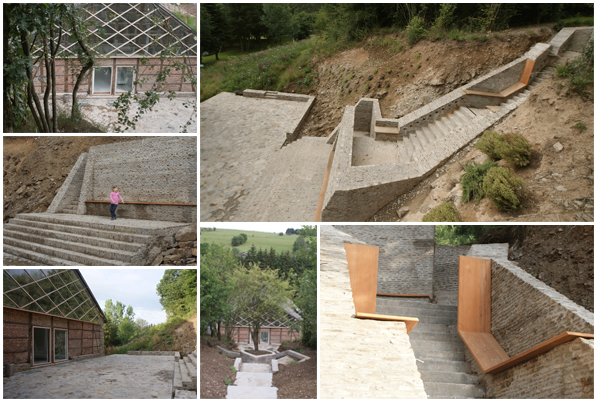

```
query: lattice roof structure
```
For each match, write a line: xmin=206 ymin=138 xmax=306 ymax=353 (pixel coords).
xmin=3 ymin=269 xmax=106 ymax=324
xmin=234 ymin=304 xmax=302 ymax=328
xmin=32 ymin=3 xmax=197 ymax=58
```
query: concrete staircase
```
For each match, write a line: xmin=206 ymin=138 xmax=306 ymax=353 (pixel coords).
xmin=60 ymin=200 xmax=79 ymax=214
xmin=376 ymin=296 xmax=485 ymax=399
xmin=174 ymin=350 xmax=197 ymax=399
xmin=3 ymin=214 xmax=160 ymax=266
xmin=226 ymin=362 xmax=278 ymax=399
xmin=235 ymin=136 xmax=333 ymax=221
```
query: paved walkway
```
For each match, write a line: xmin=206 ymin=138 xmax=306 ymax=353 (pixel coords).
xmin=200 ymin=92 xmax=312 ymax=221
xmin=3 ymin=355 xmax=175 ymax=399
xmin=22 ymin=213 xmax=189 ymax=230
xmin=226 ymin=362 xmax=277 ymax=399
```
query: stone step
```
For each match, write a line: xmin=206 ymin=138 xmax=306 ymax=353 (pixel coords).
xmin=425 ymin=383 xmax=485 ymax=398
xmin=422 ymin=125 xmax=437 ymax=141
xmin=442 ymin=115 xmax=458 ymax=131
xmin=414 ymin=348 xmax=465 ymax=361
xmin=183 ymin=356 xmax=197 ymax=388
xmin=4 ymin=230 xmax=137 ymax=262
xmin=9 ymin=218 xmax=151 ymax=243
xmin=226 ymin=386 xmax=278 ymax=399
xmin=234 ymin=372 xmax=273 ymax=387
xmin=174 ymin=390 xmax=197 ymax=399
xmin=416 ymin=358 xmax=472 ymax=374
xmin=376 ymin=305 xmax=457 ymax=319
xmin=433 ymin=118 xmax=450 ymax=137
xmin=460 ymin=107 xmax=477 ymax=120
xmin=188 ymin=352 xmax=197 ymax=368
xmin=14 ymin=213 xmax=156 ymax=235
xmin=403 ymin=136 xmax=415 ymax=156
xmin=179 ymin=359 xmax=193 ymax=389
xmin=61 ymin=207 xmax=78 ymax=214
xmin=376 ymin=308 xmax=457 ymax=325
xmin=3 ymin=237 xmax=128 ymax=266
xmin=410 ymin=340 xmax=465 ymax=353
xmin=3 ymin=244 xmax=78 ymax=266
xmin=192 ymin=350 xmax=197 ymax=359
xmin=173 ymin=358 xmax=183 ymax=389
xmin=411 ymin=323 xmax=458 ymax=334
xmin=420 ymin=370 xmax=479 ymax=385
xmin=234 ymin=137 xmax=332 ymax=221
xmin=376 ymin=299 xmax=458 ymax=312
xmin=398 ymin=141 xmax=410 ymax=162
xmin=240 ymin=363 xmax=272 ymax=373
xmin=452 ymin=109 xmax=472 ymax=126
xmin=4 ymin=224 xmax=143 ymax=253
xmin=409 ymin=331 xmax=463 ymax=343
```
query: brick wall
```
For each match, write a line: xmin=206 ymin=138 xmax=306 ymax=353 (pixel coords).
xmin=463 ymin=256 xmax=594 ymax=398
xmin=223 ymin=326 xmax=300 ymax=344
xmin=434 ymin=245 xmax=471 ymax=292
xmin=334 ymin=225 xmax=436 ymax=295
xmin=76 ymin=136 xmax=197 ymax=222
xmin=33 ymin=57 xmax=197 ymax=95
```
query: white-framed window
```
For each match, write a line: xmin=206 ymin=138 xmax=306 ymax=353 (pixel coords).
xmin=54 ymin=328 xmax=68 ymax=362
xmin=249 ymin=329 xmax=270 ymax=344
xmin=32 ymin=326 xmax=51 ymax=365
xmin=115 ymin=66 xmax=135 ymax=93
xmin=92 ymin=67 xmax=112 ymax=94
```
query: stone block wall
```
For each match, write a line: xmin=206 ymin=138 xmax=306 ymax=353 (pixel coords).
xmin=567 ymin=28 xmax=594 ymax=52
xmin=462 ymin=255 xmax=594 ymax=398
xmin=433 ymin=245 xmax=471 ymax=292
xmin=47 ymin=153 xmax=88 ymax=214
xmin=354 ymin=98 xmax=374 ymax=132
xmin=77 ymin=136 xmax=197 ymax=222
xmin=334 ymin=225 xmax=435 ymax=295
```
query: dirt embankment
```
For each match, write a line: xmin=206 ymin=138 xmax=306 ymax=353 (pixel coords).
xmin=477 ymin=225 xmax=594 ymax=312
xmin=285 ymin=25 xmax=553 ymax=139
xmin=3 ymin=136 xmax=156 ymax=223
xmin=152 ymin=315 xmax=198 ymax=356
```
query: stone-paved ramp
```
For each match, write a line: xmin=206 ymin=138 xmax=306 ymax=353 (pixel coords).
xmin=3 ymin=355 xmax=174 ymax=399
xmin=226 ymin=362 xmax=278 ymax=399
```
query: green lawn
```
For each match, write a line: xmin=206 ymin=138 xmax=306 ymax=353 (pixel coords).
xmin=201 ymin=37 xmax=294 ymax=68
xmin=200 ymin=228 xmax=299 ymax=252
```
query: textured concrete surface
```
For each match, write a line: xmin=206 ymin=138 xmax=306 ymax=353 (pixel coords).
xmin=200 ymin=92 xmax=313 ymax=221
xmin=319 ymin=226 xmax=427 ymax=399
xmin=3 ymin=355 xmax=174 ymax=399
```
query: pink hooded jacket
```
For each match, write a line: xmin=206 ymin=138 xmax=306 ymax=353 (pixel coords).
xmin=110 ymin=192 xmax=124 ymax=204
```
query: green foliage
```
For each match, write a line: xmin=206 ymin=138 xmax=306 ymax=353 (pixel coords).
xmin=495 ymin=132 xmax=531 ymax=167
xmin=231 ymin=234 xmax=247 ymax=246
xmin=415 ymin=63 xmax=421 ymax=69
xmin=200 ymin=228 xmax=299 ymax=252
xmin=573 ymin=122 xmax=588 ymax=132
xmin=406 ymin=16 xmax=428 ymax=45
xmin=414 ymin=52 xmax=420 ymax=59
xmin=118 ymin=318 xmax=136 ymax=345
xmin=475 ymin=130 xmax=504 ymax=160
xmin=483 ymin=167 xmax=527 ymax=211
xmin=403 ymin=72 xmax=409 ymax=77
xmin=422 ymin=201 xmax=460 ymax=222
xmin=386 ymin=68 xmax=392 ymax=73
xmin=432 ymin=3 xmax=457 ymax=30
xmin=558 ymin=16 xmax=594 ymax=28
xmin=224 ymin=377 xmax=232 ymax=386
xmin=372 ymin=68 xmax=378 ymax=74
xmin=555 ymin=39 xmax=594 ymax=100
xmin=460 ymin=160 xmax=499 ymax=204
xmin=435 ymin=225 xmax=505 ymax=245
xmin=262 ymin=4 xmax=294 ymax=45
xmin=157 ymin=269 xmax=198 ymax=319
xmin=103 ymin=321 xmax=119 ymax=347
xmin=364 ymin=84 xmax=370 ymax=91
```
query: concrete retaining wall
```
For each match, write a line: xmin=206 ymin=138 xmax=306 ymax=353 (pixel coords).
xmin=462 ymin=249 xmax=594 ymax=398
xmin=85 ymin=202 xmax=196 ymax=223
xmin=334 ymin=225 xmax=435 ymax=295
xmin=47 ymin=153 xmax=88 ymax=214
xmin=433 ymin=245 xmax=471 ymax=292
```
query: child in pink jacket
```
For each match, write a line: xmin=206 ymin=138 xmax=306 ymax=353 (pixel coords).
xmin=110 ymin=186 xmax=124 ymax=220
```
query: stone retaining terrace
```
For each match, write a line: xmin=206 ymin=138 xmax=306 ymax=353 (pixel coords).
xmin=3 ymin=354 xmax=175 ymax=399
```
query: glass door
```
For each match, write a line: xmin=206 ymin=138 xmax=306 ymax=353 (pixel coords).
xmin=54 ymin=329 xmax=68 ymax=361
xmin=33 ymin=327 xmax=50 ymax=365
xmin=260 ymin=330 xmax=269 ymax=344
xmin=115 ymin=67 xmax=135 ymax=93
xmin=93 ymin=67 xmax=112 ymax=94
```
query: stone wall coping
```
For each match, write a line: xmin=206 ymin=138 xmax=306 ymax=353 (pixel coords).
xmin=216 ymin=345 xmax=241 ymax=358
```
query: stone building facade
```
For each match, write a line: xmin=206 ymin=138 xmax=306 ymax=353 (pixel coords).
xmin=3 ymin=269 xmax=106 ymax=372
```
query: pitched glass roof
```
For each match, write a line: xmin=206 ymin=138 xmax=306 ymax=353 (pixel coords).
xmin=3 ymin=269 xmax=103 ymax=324
xmin=32 ymin=3 xmax=197 ymax=58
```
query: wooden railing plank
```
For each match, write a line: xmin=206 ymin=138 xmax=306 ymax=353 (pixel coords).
xmin=85 ymin=200 xmax=196 ymax=206
xmin=355 ymin=312 xmax=419 ymax=334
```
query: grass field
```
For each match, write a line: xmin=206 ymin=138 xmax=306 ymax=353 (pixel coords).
xmin=200 ymin=228 xmax=299 ymax=252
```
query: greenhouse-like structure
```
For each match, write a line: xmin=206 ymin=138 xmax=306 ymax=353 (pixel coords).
xmin=3 ymin=269 xmax=106 ymax=371
xmin=32 ymin=3 xmax=197 ymax=96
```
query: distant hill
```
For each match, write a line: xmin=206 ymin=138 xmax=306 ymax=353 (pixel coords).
xmin=199 ymin=228 xmax=299 ymax=252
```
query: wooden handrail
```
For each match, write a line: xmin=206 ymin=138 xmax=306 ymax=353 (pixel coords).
xmin=314 ymin=150 xmax=335 ymax=222
xmin=463 ymin=59 xmax=535 ymax=98
xmin=458 ymin=255 xmax=594 ymax=374
xmin=85 ymin=200 xmax=197 ymax=206
xmin=377 ymin=293 xmax=431 ymax=300
xmin=356 ymin=312 xmax=419 ymax=334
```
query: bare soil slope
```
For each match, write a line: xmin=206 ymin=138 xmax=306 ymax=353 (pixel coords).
xmin=3 ymin=136 xmax=156 ymax=223
xmin=286 ymin=26 xmax=553 ymax=140
xmin=200 ymin=337 xmax=237 ymax=399
xmin=477 ymin=225 xmax=594 ymax=312
xmin=273 ymin=342 xmax=317 ymax=399
xmin=152 ymin=315 xmax=198 ymax=356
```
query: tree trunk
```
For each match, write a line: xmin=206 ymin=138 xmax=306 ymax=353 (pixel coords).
xmin=21 ymin=30 xmax=49 ymax=132
xmin=216 ymin=321 xmax=221 ymax=341
xmin=50 ymin=24 xmax=59 ymax=132
xmin=71 ymin=22 xmax=94 ymax=119
xmin=252 ymin=326 xmax=259 ymax=351
xmin=42 ymin=37 xmax=53 ymax=132
xmin=3 ymin=4 xmax=15 ymax=133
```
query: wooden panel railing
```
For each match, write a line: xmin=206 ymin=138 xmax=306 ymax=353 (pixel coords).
xmin=457 ymin=255 xmax=594 ymax=374
xmin=463 ymin=59 xmax=535 ymax=98
xmin=85 ymin=200 xmax=196 ymax=206
xmin=345 ymin=243 xmax=418 ymax=334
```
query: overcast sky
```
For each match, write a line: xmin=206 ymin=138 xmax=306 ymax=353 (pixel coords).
xmin=199 ymin=222 xmax=307 ymax=233
xmin=79 ymin=269 xmax=168 ymax=325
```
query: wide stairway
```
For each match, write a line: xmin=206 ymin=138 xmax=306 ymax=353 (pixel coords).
xmin=226 ymin=362 xmax=278 ymax=399
xmin=376 ymin=294 xmax=485 ymax=399
xmin=3 ymin=213 xmax=186 ymax=266
xmin=174 ymin=350 xmax=197 ymax=399
xmin=235 ymin=136 xmax=332 ymax=221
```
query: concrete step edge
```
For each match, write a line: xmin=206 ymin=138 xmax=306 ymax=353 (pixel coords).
xmin=3 ymin=244 xmax=78 ymax=266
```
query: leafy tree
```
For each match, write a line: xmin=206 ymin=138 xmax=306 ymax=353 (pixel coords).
xmin=231 ymin=263 xmax=292 ymax=351
xmin=135 ymin=318 xmax=149 ymax=329
xmin=118 ymin=317 xmax=136 ymax=344
xmin=293 ymin=268 xmax=317 ymax=348
xmin=199 ymin=4 xmax=213 ymax=65
xmin=202 ymin=3 xmax=231 ymax=60
xmin=156 ymin=269 xmax=197 ymax=318
xmin=285 ymin=228 xmax=296 ymax=235
xmin=226 ymin=4 xmax=266 ymax=52
xmin=293 ymin=237 xmax=307 ymax=252
xmin=103 ymin=320 xmax=119 ymax=347
xmin=291 ymin=11 xmax=315 ymax=41
xmin=262 ymin=4 xmax=293 ymax=45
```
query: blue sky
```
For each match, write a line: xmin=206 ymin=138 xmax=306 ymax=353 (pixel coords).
xmin=79 ymin=269 xmax=168 ymax=325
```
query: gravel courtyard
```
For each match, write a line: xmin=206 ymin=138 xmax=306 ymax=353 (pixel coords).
xmin=3 ymin=355 xmax=175 ymax=399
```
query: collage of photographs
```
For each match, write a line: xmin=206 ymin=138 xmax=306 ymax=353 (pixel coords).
xmin=0 ymin=1 xmax=595 ymax=401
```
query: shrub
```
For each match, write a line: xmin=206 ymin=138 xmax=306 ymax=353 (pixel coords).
xmin=475 ymin=130 xmax=503 ymax=159
xmin=573 ymin=122 xmax=588 ymax=132
xmin=403 ymin=72 xmax=409 ymax=77
xmin=406 ymin=16 xmax=427 ymax=45
xmin=422 ymin=201 xmax=460 ymax=222
xmin=483 ymin=167 xmax=526 ymax=211
xmin=495 ymin=132 xmax=531 ymax=167
xmin=372 ymin=68 xmax=378 ymax=74
xmin=415 ymin=63 xmax=421 ymax=69
xmin=460 ymin=160 xmax=499 ymax=204
xmin=555 ymin=39 xmax=594 ymax=100
xmin=414 ymin=52 xmax=420 ymax=59
xmin=386 ymin=68 xmax=392 ymax=74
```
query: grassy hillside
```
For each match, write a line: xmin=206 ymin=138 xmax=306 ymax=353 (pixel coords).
xmin=200 ymin=228 xmax=299 ymax=252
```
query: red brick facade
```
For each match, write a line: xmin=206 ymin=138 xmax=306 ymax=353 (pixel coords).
xmin=222 ymin=326 xmax=301 ymax=344
xmin=3 ymin=308 xmax=102 ymax=366
xmin=32 ymin=57 xmax=197 ymax=95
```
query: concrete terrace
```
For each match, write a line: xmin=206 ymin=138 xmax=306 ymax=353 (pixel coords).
xmin=3 ymin=354 xmax=175 ymax=399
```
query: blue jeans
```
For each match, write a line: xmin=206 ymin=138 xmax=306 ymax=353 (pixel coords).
xmin=110 ymin=203 xmax=118 ymax=219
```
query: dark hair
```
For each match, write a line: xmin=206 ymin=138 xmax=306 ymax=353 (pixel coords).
xmin=112 ymin=186 xmax=118 ymax=191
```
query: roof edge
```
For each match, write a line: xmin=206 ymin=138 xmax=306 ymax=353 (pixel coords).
xmin=155 ymin=4 xmax=197 ymax=35
xmin=76 ymin=269 xmax=107 ymax=322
